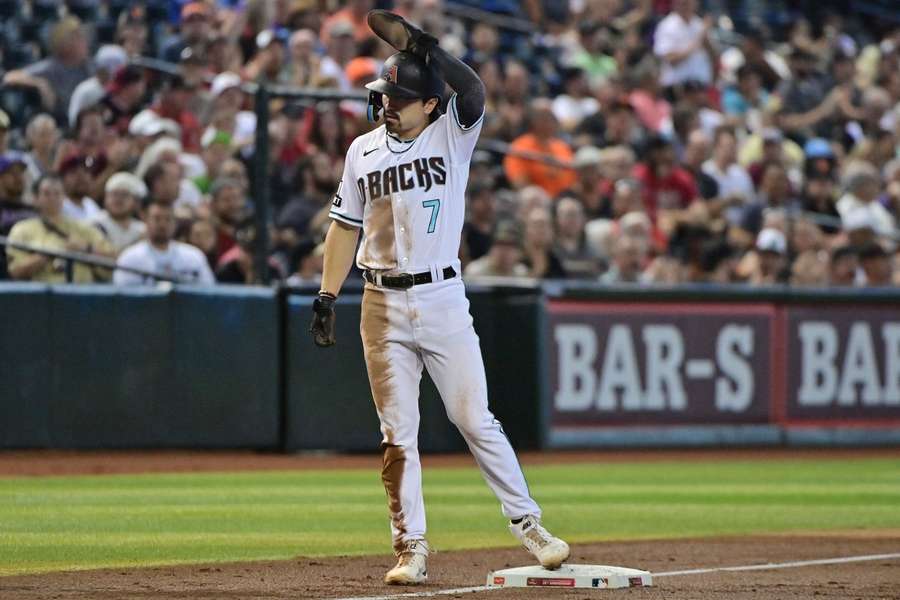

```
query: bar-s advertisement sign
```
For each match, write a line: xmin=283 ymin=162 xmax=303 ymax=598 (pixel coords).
xmin=786 ymin=307 xmax=900 ymax=422
xmin=547 ymin=302 xmax=774 ymax=427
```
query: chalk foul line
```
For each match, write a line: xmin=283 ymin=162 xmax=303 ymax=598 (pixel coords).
xmin=330 ymin=551 xmax=900 ymax=600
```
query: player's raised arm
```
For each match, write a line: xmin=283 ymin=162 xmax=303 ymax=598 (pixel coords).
xmin=366 ymin=10 xmax=485 ymax=128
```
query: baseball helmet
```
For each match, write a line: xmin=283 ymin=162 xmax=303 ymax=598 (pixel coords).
xmin=365 ymin=52 xmax=444 ymax=123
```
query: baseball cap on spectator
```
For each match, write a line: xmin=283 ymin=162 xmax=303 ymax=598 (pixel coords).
xmin=129 ymin=109 xmax=181 ymax=138
xmin=328 ymin=20 xmax=355 ymax=39
xmin=95 ymin=45 xmax=128 ymax=73
xmin=803 ymin=138 xmax=834 ymax=159
xmin=756 ymin=228 xmax=787 ymax=255
xmin=106 ymin=172 xmax=147 ymax=199
xmin=573 ymin=145 xmax=603 ymax=169
xmin=59 ymin=153 xmax=105 ymax=177
xmin=493 ymin=220 xmax=522 ymax=246
xmin=181 ymin=2 xmax=209 ymax=20
xmin=0 ymin=155 xmax=25 ymax=174
xmin=620 ymin=211 xmax=651 ymax=236
xmin=201 ymin=128 xmax=232 ymax=148
xmin=106 ymin=65 xmax=144 ymax=94
xmin=256 ymin=28 xmax=289 ymax=49
xmin=210 ymin=72 xmax=243 ymax=98
xmin=761 ymin=128 xmax=784 ymax=145
xmin=345 ymin=57 xmax=378 ymax=86
xmin=0 ymin=110 xmax=10 ymax=130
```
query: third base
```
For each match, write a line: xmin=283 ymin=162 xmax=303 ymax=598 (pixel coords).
xmin=487 ymin=564 xmax=653 ymax=589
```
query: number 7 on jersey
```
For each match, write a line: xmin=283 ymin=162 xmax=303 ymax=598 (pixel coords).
xmin=422 ymin=199 xmax=440 ymax=234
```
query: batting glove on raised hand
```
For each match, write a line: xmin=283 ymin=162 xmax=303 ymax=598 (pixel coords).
xmin=310 ymin=292 xmax=337 ymax=347
xmin=367 ymin=10 xmax=438 ymax=61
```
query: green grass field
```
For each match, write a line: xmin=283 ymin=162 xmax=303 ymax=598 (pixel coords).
xmin=1 ymin=457 xmax=899 ymax=576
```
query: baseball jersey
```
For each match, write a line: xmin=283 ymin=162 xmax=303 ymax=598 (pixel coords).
xmin=329 ymin=94 xmax=484 ymax=274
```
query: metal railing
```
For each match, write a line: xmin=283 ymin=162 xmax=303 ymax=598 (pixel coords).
xmin=0 ymin=235 xmax=178 ymax=283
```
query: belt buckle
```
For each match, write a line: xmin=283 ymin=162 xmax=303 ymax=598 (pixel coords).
xmin=396 ymin=273 xmax=415 ymax=289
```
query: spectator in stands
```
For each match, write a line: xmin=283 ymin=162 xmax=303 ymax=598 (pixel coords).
xmin=599 ymin=233 xmax=648 ymax=284
xmin=286 ymin=29 xmax=326 ymax=88
xmin=143 ymin=160 xmax=181 ymax=207
xmin=504 ymin=98 xmax=577 ymax=197
xmin=22 ymin=114 xmax=60 ymax=184
xmin=837 ymin=164 xmax=896 ymax=241
xmin=161 ymin=3 xmax=213 ymax=64
xmin=187 ymin=219 xmax=218 ymax=269
xmin=522 ymin=207 xmax=567 ymax=279
xmin=320 ymin=0 xmax=375 ymax=45
xmin=0 ymin=156 xmax=34 ymax=280
xmin=207 ymin=72 xmax=257 ymax=153
xmin=801 ymin=173 xmax=841 ymax=234
xmin=320 ymin=20 xmax=358 ymax=91
xmin=68 ymin=45 xmax=129 ymax=129
xmin=194 ymin=130 xmax=233 ymax=195
xmin=748 ymin=228 xmax=787 ymax=286
xmin=464 ymin=220 xmax=528 ymax=279
xmin=462 ymin=182 xmax=496 ymax=263
xmin=3 ymin=17 xmax=93 ymax=126
xmin=563 ymin=146 xmax=609 ymax=220
xmin=633 ymin=135 xmax=697 ymax=227
xmin=0 ymin=111 xmax=9 ymax=156
xmin=721 ymin=65 xmax=769 ymax=127
xmin=59 ymin=154 xmax=101 ymax=222
xmin=151 ymin=75 xmax=202 ymax=153
xmin=6 ymin=175 xmax=112 ymax=283
xmin=488 ymin=60 xmax=529 ymax=142
xmin=209 ymin=178 xmax=248 ymax=262
xmin=828 ymin=245 xmax=858 ymax=286
xmin=115 ymin=201 xmax=214 ymax=285
xmin=653 ymin=0 xmax=713 ymax=90
xmin=244 ymin=29 xmax=289 ymax=84
xmin=680 ymin=129 xmax=719 ymax=202
xmin=702 ymin=127 xmax=756 ymax=210
xmin=554 ymin=197 xmax=600 ymax=278
xmin=116 ymin=13 xmax=149 ymax=58
xmin=791 ymin=250 xmax=829 ymax=287
xmin=285 ymin=239 xmax=323 ymax=287
xmin=100 ymin=66 xmax=147 ymax=135
xmin=552 ymin=68 xmax=599 ymax=133
xmin=216 ymin=219 xmax=284 ymax=284
xmin=90 ymin=173 xmax=147 ymax=255
xmin=858 ymin=242 xmax=893 ymax=286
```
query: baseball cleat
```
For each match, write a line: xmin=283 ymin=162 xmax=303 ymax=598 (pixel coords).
xmin=509 ymin=515 xmax=570 ymax=570
xmin=384 ymin=539 xmax=429 ymax=585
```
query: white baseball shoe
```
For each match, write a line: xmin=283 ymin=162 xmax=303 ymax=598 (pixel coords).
xmin=509 ymin=515 xmax=570 ymax=570
xmin=384 ymin=539 xmax=429 ymax=585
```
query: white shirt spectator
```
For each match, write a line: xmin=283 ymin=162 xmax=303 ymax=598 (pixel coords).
xmin=63 ymin=196 xmax=102 ymax=222
xmin=837 ymin=194 xmax=896 ymax=240
xmin=551 ymin=95 xmax=599 ymax=130
xmin=90 ymin=211 xmax=146 ymax=254
xmin=702 ymin=159 xmax=756 ymax=202
xmin=653 ymin=13 xmax=712 ymax=87
xmin=115 ymin=240 xmax=215 ymax=285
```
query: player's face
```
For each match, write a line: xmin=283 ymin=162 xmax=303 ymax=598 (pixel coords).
xmin=382 ymin=94 xmax=435 ymax=136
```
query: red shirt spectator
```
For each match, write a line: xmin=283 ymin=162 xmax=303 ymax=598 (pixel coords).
xmin=632 ymin=137 xmax=697 ymax=224
xmin=151 ymin=75 xmax=202 ymax=153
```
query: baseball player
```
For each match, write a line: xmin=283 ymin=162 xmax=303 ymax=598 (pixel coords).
xmin=309 ymin=10 xmax=569 ymax=585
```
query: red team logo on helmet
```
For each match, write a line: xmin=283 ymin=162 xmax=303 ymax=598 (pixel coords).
xmin=385 ymin=64 xmax=399 ymax=84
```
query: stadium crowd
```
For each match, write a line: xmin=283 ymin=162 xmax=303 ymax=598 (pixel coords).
xmin=0 ymin=0 xmax=899 ymax=287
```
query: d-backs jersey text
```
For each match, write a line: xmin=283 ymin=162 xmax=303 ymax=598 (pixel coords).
xmin=328 ymin=94 xmax=484 ymax=273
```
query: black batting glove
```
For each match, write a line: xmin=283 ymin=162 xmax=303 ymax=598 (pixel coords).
xmin=310 ymin=292 xmax=337 ymax=347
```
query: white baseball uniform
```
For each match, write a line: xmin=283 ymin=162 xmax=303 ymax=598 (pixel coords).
xmin=329 ymin=94 xmax=541 ymax=553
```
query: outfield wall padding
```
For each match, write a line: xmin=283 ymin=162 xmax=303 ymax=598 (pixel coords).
xmin=1 ymin=285 xmax=280 ymax=449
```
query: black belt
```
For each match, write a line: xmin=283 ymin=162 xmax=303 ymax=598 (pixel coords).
xmin=364 ymin=266 xmax=457 ymax=289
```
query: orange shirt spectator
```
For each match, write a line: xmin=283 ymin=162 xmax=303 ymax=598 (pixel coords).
xmin=503 ymin=99 xmax=577 ymax=197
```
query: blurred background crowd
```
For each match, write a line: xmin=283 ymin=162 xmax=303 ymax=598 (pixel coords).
xmin=0 ymin=0 xmax=899 ymax=287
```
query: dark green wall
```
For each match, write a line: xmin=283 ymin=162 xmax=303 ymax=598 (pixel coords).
xmin=0 ymin=285 xmax=280 ymax=448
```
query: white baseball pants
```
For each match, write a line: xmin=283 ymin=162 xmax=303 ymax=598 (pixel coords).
xmin=360 ymin=276 xmax=541 ymax=553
